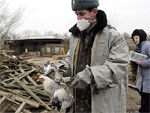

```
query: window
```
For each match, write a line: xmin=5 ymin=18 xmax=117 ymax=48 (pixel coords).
xmin=47 ymin=47 xmax=51 ymax=53
xmin=55 ymin=47 xmax=60 ymax=54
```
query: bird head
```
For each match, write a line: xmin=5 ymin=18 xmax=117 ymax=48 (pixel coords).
xmin=51 ymin=96 xmax=62 ymax=111
xmin=37 ymin=75 xmax=45 ymax=83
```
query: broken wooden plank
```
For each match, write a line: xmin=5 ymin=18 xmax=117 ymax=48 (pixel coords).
xmin=22 ymin=79 xmax=29 ymax=84
xmin=0 ymin=90 xmax=8 ymax=96
xmin=6 ymin=98 xmax=24 ymax=113
xmin=128 ymin=84 xmax=137 ymax=90
xmin=10 ymin=104 xmax=31 ymax=113
xmin=9 ymin=74 xmax=51 ymax=110
xmin=15 ymin=101 xmax=26 ymax=113
xmin=0 ymin=100 xmax=12 ymax=113
xmin=0 ymin=96 xmax=7 ymax=106
xmin=2 ymin=78 xmax=13 ymax=83
xmin=19 ymin=67 xmax=37 ymax=86
xmin=9 ymin=68 xmax=36 ymax=85
xmin=27 ymin=75 xmax=38 ymax=86
xmin=7 ymin=98 xmax=31 ymax=113
xmin=0 ymin=90 xmax=39 ymax=108
xmin=17 ymin=81 xmax=51 ymax=110
xmin=1 ymin=83 xmax=21 ymax=89
xmin=13 ymin=95 xmax=39 ymax=108
xmin=0 ymin=86 xmax=25 ymax=96
xmin=0 ymin=82 xmax=8 ymax=86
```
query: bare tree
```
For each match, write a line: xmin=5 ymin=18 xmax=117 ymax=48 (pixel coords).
xmin=0 ymin=0 xmax=23 ymax=49
xmin=123 ymin=32 xmax=130 ymax=39
xmin=21 ymin=29 xmax=33 ymax=39
xmin=107 ymin=11 xmax=119 ymax=29
xmin=147 ymin=35 xmax=150 ymax=41
xmin=21 ymin=30 xmax=42 ymax=39
xmin=45 ymin=30 xmax=54 ymax=36
xmin=62 ymin=32 xmax=71 ymax=39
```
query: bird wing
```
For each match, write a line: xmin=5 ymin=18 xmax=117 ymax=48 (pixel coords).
xmin=45 ymin=82 xmax=61 ymax=97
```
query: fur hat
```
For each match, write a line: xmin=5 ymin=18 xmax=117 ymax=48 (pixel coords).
xmin=72 ymin=0 xmax=99 ymax=11
xmin=131 ymin=29 xmax=147 ymax=45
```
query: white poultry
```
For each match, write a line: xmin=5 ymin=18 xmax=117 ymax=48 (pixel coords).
xmin=40 ymin=61 xmax=52 ymax=76
xmin=40 ymin=61 xmax=65 ymax=84
xmin=51 ymin=88 xmax=74 ymax=112
xmin=37 ymin=75 xmax=60 ymax=98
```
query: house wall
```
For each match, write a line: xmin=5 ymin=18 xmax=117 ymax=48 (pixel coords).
xmin=41 ymin=44 xmax=65 ymax=56
xmin=4 ymin=39 xmax=68 ymax=56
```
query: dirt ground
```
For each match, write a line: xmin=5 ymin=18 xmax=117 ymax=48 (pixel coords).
xmin=127 ymin=87 xmax=141 ymax=112
xmin=27 ymin=56 xmax=141 ymax=113
xmin=27 ymin=56 xmax=58 ymax=66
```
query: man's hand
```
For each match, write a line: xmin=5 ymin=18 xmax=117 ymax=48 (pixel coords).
xmin=136 ymin=61 xmax=141 ymax=65
xmin=69 ymin=74 xmax=80 ymax=88
xmin=69 ymin=65 xmax=92 ymax=88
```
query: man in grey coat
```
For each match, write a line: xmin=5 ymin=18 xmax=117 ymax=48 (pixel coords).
xmin=60 ymin=0 xmax=129 ymax=112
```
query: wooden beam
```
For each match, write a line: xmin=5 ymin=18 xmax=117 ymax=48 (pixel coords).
xmin=27 ymin=75 xmax=38 ymax=86
xmin=128 ymin=84 xmax=137 ymax=90
xmin=0 ymin=90 xmax=39 ymax=108
xmin=17 ymin=81 xmax=51 ymax=110
xmin=7 ymin=98 xmax=31 ymax=113
xmin=19 ymin=67 xmax=37 ymax=86
xmin=15 ymin=102 xmax=26 ymax=113
xmin=9 ymin=75 xmax=51 ymax=110
xmin=9 ymin=68 xmax=36 ymax=85
xmin=10 ymin=104 xmax=31 ymax=113
xmin=0 ymin=100 xmax=12 ymax=113
xmin=0 ymin=96 xmax=7 ymax=106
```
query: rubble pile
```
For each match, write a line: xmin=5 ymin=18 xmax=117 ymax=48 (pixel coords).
xmin=0 ymin=53 xmax=53 ymax=113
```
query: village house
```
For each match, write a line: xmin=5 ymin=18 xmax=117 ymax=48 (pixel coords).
xmin=4 ymin=35 xmax=69 ymax=57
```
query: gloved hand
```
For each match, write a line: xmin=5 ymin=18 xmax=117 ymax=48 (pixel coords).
xmin=69 ymin=65 xmax=93 ymax=89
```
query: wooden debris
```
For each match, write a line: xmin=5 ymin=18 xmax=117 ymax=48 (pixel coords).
xmin=9 ymin=68 xmax=36 ymax=85
xmin=13 ymin=78 xmax=51 ymax=110
xmin=9 ymin=104 xmax=31 ymax=113
xmin=0 ymin=100 xmax=12 ymax=113
xmin=0 ymin=96 xmax=7 ymax=106
xmin=0 ymin=90 xmax=40 ymax=108
xmin=0 ymin=54 xmax=51 ymax=113
xmin=15 ymin=101 xmax=26 ymax=113
xmin=128 ymin=84 xmax=137 ymax=90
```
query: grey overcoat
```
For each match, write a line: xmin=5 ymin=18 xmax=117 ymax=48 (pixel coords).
xmin=64 ymin=26 xmax=129 ymax=113
xmin=136 ymin=41 xmax=150 ymax=93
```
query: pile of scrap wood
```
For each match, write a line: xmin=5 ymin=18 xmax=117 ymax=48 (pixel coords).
xmin=0 ymin=52 xmax=54 ymax=113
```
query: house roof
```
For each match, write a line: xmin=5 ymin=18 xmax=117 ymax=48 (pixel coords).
xmin=12 ymin=35 xmax=63 ymax=40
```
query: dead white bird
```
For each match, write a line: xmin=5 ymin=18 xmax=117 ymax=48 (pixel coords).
xmin=41 ymin=61 xmax=64 ymax=84
xmin=54 ymin=69 xmax=63 ymax=84
xmin=51 ymin=88 xmax=74 ymax=112
xmin=37 ymin=75 xmax=60 ymax=98
xmin=40 ymin=61 xmax=51 ymax=75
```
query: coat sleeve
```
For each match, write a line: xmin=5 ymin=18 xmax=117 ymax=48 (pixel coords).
xmin=70 ymin=32 xmax=129 ymax=89
xmin=141 ymin=45 xmax=150 ymax=68
xmin=91 ymin=34 xmax=129 ymax=89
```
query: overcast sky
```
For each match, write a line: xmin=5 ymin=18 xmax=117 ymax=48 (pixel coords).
xmin=5 ymin=0 xmax=150 ymax=35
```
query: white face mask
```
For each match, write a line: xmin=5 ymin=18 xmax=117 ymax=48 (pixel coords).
xmin=77 ymin=18 xmax=91 ymax=31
